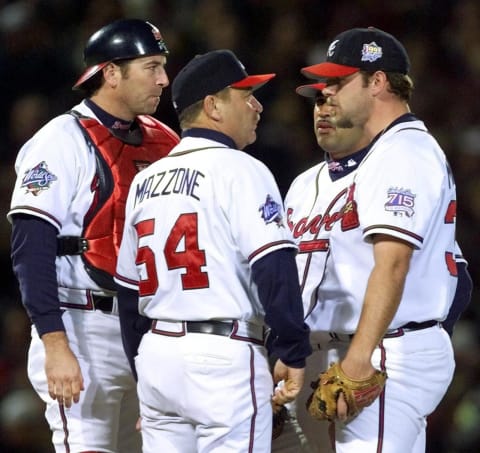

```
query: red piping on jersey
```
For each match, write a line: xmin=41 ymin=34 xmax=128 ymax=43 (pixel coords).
xmin=248 ymin=240 xmax=296 ymax=262
xmin=76 ymin=115 xmax=179 ymax=290
xmin=363 ymin=224 xmax=423 ymax=243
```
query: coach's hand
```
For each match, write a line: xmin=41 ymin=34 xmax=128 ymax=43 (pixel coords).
xmin=42 ymin=331 xmax=84 ymax=408
xmin=271 ymin=359 xmax=305 ymax=407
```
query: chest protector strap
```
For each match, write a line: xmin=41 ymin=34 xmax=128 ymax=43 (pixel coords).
xmin=65 ymin=111 xmax=178 ymax=290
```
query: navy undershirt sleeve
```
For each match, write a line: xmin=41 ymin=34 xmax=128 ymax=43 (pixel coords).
xmin=252 ymin=248 xmax=312 ymax=367
xmin=116 ymin=283 xmax=150 ymax=380
xmin=443 ymin=261 xmax=473 ymax=336
xmin=11 ymin=214 xmax=65 ymax=336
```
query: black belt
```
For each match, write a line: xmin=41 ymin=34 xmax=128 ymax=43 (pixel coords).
xmin=384 ymin=320 xmax=439 ymax=338
xmin=151 ymin=320 xmax=265 ymax=344
xmin=185 ymin=321 xmax=234 ymax=336
xmin=401 ymin=320 xmax=438 ymax=330
xmin=92 ymin=295 xmax=114 ymax=312
xmin=331 ymin=320 xmax=440 ymax=341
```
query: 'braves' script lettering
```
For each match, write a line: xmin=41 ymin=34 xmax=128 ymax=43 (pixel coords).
xmin=287 ymin=186 xmax=359 ymax=238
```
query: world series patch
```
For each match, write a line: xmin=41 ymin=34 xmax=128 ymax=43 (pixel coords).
xmin=361 ymin=41 xmax=383 ymax=62
xmin=259 ymin=194 xmax=284 ymax=227
xmin=20 ymin=161 xmax=57 ymax=196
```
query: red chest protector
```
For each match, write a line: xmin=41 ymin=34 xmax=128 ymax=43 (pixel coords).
xmin=71 ymin=112 xmax=179 ymax=290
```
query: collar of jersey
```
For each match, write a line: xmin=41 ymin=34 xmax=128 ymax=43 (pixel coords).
xmin=182 ymin=127 xmax=237 ymax=149
xmin=326 ymin=113 xmax=419 ymax=181
xmin=85 ymin=98 xmax=133 ymax=130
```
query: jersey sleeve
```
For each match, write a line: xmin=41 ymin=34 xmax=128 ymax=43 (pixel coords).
xmin=252 ymin=249 xmax=311 ymax=366
xmin=359 ymin=131 xmax=453 ymax=249
xmin=225 ymin=154 xmax=297 ymax=265
xmin=8 ymin=115 xmax=90 ymax=230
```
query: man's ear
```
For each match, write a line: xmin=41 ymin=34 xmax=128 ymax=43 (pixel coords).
xmin=103 ymin=62 xmax=121 ymax=87
xmin=370 ymin=71 xmax=388 ymax=96
xmin=204 ymin=95 xmax=222 ymax=121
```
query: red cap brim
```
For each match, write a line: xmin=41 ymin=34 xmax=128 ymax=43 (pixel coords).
xmin=230 ymin=73 xmax=276 ymax=90
xmin=301 ymin=62 xmax=359 ymax=79
xmin=295 ymin=82 xmax=326 ymax=98
xmin=72 ymin=62 xmax=109 ymax=89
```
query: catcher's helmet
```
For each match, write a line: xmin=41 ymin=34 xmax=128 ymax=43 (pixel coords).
xmin=73 ymin=18 xmax=169 ymax=89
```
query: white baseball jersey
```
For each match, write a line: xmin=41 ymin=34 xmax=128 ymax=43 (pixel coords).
xmin=279 ymin=118 xmax=457 ymax=453
xmin=285 ymin=119 xmax=457 ymax=334
xmin=8 ymin=99 xmax=178 ymax=452
xmin=8 ymin=101 xmax=108 ymax=302
xmin=115 ymin=135 xmax=296 ymax=324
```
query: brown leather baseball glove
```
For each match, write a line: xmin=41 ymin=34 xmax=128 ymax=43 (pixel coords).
xmin=272 ymin=405 xmax=289 ymax=440
xmin=307 ymin=362 xmax=387 ymax=422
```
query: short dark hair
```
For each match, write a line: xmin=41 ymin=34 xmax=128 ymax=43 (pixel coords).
xmin=178 ymin=99 xmax=204 ymax=128
xmin=78 ymin=60 xmax=132 ymax=97
xmin=360 ymin=71 xmax=414 ymax=102
xmin=178 ymin=87 xmax=231 ymax=129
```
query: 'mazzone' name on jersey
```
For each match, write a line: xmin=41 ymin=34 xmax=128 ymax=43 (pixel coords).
xmin=134 ymin=167 xmax=205 ymax=207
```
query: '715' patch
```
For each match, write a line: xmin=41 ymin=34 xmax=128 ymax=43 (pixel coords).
xmin=384 ymin=187 xmax=415 ymax=217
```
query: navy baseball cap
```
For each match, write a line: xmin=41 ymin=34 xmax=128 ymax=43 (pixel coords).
xmin=296 ymin=82 xmax=326 ymax=98
xmin=172 ymin=49 xmax=275 ymax=114
xmin=301 ymin=27 xmax=410 ymax=79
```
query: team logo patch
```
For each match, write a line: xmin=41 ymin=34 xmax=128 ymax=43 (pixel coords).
xmin=111 ymin=120 xmax=131 ymax=130
xmin=328 ymin=160 xmax=344 ymax=172
xmin=259 ymin=194 xmax=284 ymax=227
xmin=361 ymin=41 xmax=383 ymax=63
xmin=384 ymin=187 xmax=415 ymax=217
xmin=20 ymin=161 xmax=57 ymax=196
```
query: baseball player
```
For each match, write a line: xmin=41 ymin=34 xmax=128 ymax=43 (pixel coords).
xmin=114 ymin=49 xmax=312 ymax=452
xmin=282 ymin=28 xmax=458 ymax=452
xmin=272 ymin=81 xmax=473 ymax=453
xmin=8 ymin=19 xmax=179 ymax=452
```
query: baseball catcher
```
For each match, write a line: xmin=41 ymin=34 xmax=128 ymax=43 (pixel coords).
xmin=307 ymin=362 xmax=387 ymax=422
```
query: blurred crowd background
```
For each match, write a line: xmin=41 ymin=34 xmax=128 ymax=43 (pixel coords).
xmin=0 ymin=0 xmax=479 ymax=451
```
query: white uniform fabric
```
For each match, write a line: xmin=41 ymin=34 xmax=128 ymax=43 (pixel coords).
xmin=115 ymin=135 xmax=297 ymax=452
xmin=283 ymin=120 xmax=456 ymax=452
xmin=116 ymin=136 xmax=297 ymax=321
xmin=28 ymin=311 xmax=140 ymax=452
xmin=286 ymin=121 xmax=457 ymax=332
xmin=8 ymin=101 xmax=141 ymax=452
xmin=9 ymin=101 xmax=114 ymax=303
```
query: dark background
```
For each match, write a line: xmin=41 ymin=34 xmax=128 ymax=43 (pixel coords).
xmin=0 ymin=1 xmax=478 ymax=451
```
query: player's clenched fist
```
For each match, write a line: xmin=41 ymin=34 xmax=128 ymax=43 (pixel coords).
xmin=271 ymin=359 xmax=305 ymax=407
xmin=43 ymin=331 xmax=84 ymax=407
